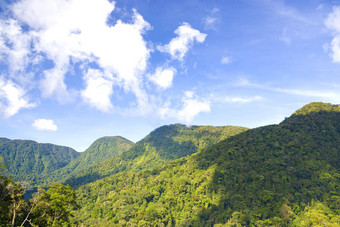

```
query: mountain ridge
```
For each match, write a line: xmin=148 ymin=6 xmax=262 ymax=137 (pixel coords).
xmin=63 ymin=124 xmax=248 ymax=188
xmin=40 ymin=136 xmax=135 ymax=185
xmin=293 ymin=102 xmax=340 ymax=115
xmin=0 ymin=138 xmax=80 ymax=184
xmin=73 ymin=103 xmax=340 ymax=226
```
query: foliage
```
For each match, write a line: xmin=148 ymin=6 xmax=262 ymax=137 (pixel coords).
xmin=42 ymin=136 xmax=134 ymax=185
xmin=29 ymin=183 xmax=78 ymax=227
xmin=1 ymin=102 xmax=340 ymax=226
xmin=292 ymin=201 xmax=340 ymax=226
xmin=293 ymin=102 xmax=340 ymax=115
xmin=64 ymin=124 xmax=248 ymax=188
xmin=1 ymin=157 xmax=79 ymax=226
xmin=72 ymin=104 xmax=340 ymax=226
xmin=0 ymin=157 xmax=28 ymax=226
xmin=0 ymin=139 xmax=80 ymax=186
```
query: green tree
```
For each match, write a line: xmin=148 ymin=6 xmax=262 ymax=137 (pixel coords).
xmin=30 ymin=183 xmax=78 ymax=226
xmin=292 ymin=201 xmax=340 ymax=227
xmin=7 ymin=181 xmax=27 ymax=226
xmin=0 ymin=157 xmax=28 ymax=226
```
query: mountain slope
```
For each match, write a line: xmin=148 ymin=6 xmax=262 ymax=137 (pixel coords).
xmin=64 ymin=124 xmax=248 ymax=187
xmin=293 ymin=101 xmax=340 ymax=115
xmin=0 ymin=139 xmax=80 ymax=183
xmin=43 ymin=136 xmax=134 ymax=184
xmin=69 ymin=136 xmax=134 ymax=172
xmin=74 ymin=102 xmax=340 ymax=226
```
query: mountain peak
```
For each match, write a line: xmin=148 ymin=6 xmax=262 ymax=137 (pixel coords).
xmin=91 ymin=136 xmax=133 ymax=144
xmin=293 ymin=102 xmax=340 ymax=116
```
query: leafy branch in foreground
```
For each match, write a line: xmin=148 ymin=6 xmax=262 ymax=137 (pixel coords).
xmin=25 ymin=183 xmax=78 ymax=227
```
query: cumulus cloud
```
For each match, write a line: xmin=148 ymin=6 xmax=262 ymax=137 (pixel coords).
xmin=0 ymin=19 xmax=31 ymax=74
xmin=148 ymin=67 xmax=176 ymax=90
xmin=7 ymin=0 xmax=151 ymax=107
xmin=158 ymin=91 xmax=210 ymax=123
xmin=32 ymin=119 xmax=58 ymax=131
xmin=81 ymin=69 xmax=113 ymax=112
xmin=0 ymin=0 xmax=209 ymax=123
xmin=0 ymin=77 xmax=35 ymax=118
xmin=325 ymin=6 xmax=340 ymax=63
xmin=177 ymin=91 xmax=210 ymax=123
xmin=158 ymin=22 xmax=206 ymax=61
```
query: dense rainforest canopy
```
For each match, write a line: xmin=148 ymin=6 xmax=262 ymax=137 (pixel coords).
xmin=0 ymin=102 xmax=339 ymax=226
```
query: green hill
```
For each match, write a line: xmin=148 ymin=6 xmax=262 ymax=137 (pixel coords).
xmin=293 ymin=102 xmax=340 ymax=115
xmin=73 ymin=103 xmax=340 ymax=226
xmin=0 ymin=139 xmax=80 ymax=184
xmin=42 ymin=136 xmax=134 ymax=184
xmin=64 ymin=124 xmax=248 ymax=188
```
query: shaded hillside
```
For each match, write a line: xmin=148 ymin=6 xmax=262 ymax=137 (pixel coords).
xmin=0 ymin=139 xmax=80 ymax=183
xmin=42 ymin=136 xmax=134 ymax=184
xmin=65 ymin=124 xmax=248 ymax=188
xmin=73 ymin=103 xmax=340 ymax=226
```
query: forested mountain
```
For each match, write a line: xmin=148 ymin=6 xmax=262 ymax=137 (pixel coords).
xmin=0 ymin=138 xmax=80 ymax=183
xmin=293 ymin=101 xmax=340 ymax=115
xmin=73 ymin=102 xmax=340 ymax=226
xmin=64 ymin=124 xmax=248 ymax=188
xmin=41 ymin=136 xmax=134 ymax=185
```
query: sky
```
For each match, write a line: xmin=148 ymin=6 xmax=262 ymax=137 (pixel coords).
xmin=0 ymin=0 xmax=340 ymax=151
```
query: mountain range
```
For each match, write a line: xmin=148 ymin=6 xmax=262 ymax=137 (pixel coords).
xmin=0 ymin=102 xmax=339 ymax=226
xmin=72 ymin=102 xmax=340 ymax=225
xmin=0 ymin=139 xmax=79 ymax=183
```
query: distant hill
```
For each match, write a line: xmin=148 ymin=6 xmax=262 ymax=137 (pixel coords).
xmin=293 ymin=102 xmax=340 ymax=115
xmin=43 ymin=136 xmax=134 ymax=184
xmin=73 ymin=103 xmax=340 ymax=226
xmin=64 ymin=124 xmax=248 ymax=188
xmin=0 ymin=139 xmax=80 ymax=183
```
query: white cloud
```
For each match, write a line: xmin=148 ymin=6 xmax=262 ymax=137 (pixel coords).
xmin=32 ymin=119 xmax=58 ymax=131
xmin=40 ymin=66 xmax=70 ymax=102
xmin=0 ymin=0 xmax=208 ymax=120
xmin=235 ymin=77 xmax=340 ymax=103
xmin=0 ymin=19 xmax=31 ymax=74
xmin=157 ymin=22 xmax=206 ymax=61
xmin=222 ymin=96 xmax=263 ymax=103
xmin=0 ymin=77 xmax=35 ymax=118
xmin=81 ymin=69 xmax=113 ymax=112
xmin=221 ymin=56 xmax=232 ymax=64
xmin=148 ymin=67 xmax=176 ymax=90
xmin=177 ymin=92 xmax=210 ymax=123
xmin=184 ymin=91 xmax=194 ymax=98
xmin=158 ymin=91 xmax=210 ymax=123
xmin=325 ymin=6 xmax=340 ymax=63
xmin=6 ymin=0 xmax=151 ymax=108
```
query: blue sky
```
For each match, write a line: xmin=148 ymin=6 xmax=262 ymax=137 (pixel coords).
xmin=0 ymin=0 xmax=340 ymax=151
